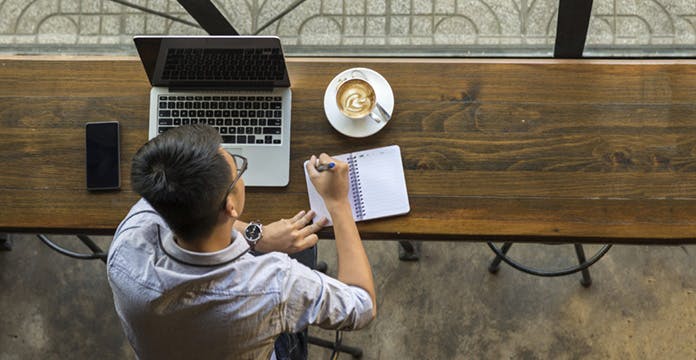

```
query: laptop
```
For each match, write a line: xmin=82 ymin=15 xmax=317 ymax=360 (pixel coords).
xmin=134 ymin=35 xmax=292 ymax=187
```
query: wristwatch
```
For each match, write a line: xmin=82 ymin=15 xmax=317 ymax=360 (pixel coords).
xmin=243 ymin=221 xmax=263 ymax=249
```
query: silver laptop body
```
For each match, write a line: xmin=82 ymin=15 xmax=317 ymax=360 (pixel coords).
xmin=134 ymin=36 xmax=292 ymax=187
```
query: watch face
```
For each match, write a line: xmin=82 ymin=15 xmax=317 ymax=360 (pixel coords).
xmin=245 ymin=224 xmax=261 ymax=242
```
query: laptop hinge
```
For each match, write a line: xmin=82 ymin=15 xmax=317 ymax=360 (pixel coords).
xmin=168 ymin=86 xmax=275 ymax=92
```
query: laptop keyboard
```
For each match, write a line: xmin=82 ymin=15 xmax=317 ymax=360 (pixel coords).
xmin=162 ymin=48 xmax=285 ymax=82
xmin=157 ymin=95 xmax=284 ymax=145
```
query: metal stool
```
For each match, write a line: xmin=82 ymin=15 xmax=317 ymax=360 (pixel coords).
xmin=487 ymin=242 xmax=612 ymax=287
xmin=37 ymin=234 xmax=107 ymax=262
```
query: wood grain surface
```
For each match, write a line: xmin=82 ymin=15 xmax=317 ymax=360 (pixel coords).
xmin=1 ymin=56 xmax=696 ymax=243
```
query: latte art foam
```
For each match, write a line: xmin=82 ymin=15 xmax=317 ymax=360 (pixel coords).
xmin=336 ymin=79 xmax=376 ymax=119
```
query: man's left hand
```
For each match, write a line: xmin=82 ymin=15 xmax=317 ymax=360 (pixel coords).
xmin=256 ymin=210 xmax=328 ymax=254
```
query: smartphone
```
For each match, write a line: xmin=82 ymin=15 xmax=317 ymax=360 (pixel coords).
xmin=85 ymin=121 xmax=121 ymax=191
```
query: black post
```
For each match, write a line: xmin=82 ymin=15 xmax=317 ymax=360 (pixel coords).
xmin=554 ymin=0 xmax=593 ymax=58
xmin=176 ymin=0 xmax=239 ymax=35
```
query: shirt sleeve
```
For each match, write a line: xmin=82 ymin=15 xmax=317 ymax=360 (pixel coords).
xmin=279 ymin=257 xmax=374 ymax=333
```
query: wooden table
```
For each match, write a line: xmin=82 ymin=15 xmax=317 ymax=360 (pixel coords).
xmin=1 ymin=56 xmax=696 ymax=244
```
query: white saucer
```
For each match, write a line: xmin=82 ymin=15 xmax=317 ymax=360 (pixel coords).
xmin=323 ymin=68 xmax=395 ymax=138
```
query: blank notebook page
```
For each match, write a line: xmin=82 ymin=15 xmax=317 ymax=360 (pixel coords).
xmin=304 ymin=145 xmax=410 ymax=225
xmin=351 ymin=145 xmax=410 ymax=221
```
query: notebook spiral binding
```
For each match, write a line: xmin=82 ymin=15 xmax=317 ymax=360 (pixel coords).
xmin=347 ymin=154 xmax=366 ymax=220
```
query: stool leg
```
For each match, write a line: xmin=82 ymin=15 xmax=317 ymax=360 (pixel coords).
xmin=308 ymin=336 xmax=363 ymax=358
xmin=488 ymin=242 xmax=513 ymax=273
xmin=0 ymin=233 xmax=12 ymax=251
xmin=398 ymin=240 xmax=421 ymax=261
xmin=77 ymin=235 xmax=107 ymax=263
xmin=574 ymin=244 xmax=592 ymax=287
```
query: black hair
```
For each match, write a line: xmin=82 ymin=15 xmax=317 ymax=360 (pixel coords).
xmin=131 ymin=124 xmax=232 ymax=242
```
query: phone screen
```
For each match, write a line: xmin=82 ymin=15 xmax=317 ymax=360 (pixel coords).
xmin=86 ymin=122 xmax=120 ymax=190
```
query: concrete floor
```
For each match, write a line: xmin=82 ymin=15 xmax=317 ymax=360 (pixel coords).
xmin=0 ymin=235 xmax=694 ymax=359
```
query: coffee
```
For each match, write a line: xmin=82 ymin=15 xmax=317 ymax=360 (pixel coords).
xmin=336 ymin=79 xmax=376 ymax=119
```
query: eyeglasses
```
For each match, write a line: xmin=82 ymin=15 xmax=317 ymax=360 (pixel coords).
xmin=221 ymin=154 xmax=247 ymax=208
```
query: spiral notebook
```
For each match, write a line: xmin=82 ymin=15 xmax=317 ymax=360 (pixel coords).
xmin=304 ymin=145 xmax=410 ymax=225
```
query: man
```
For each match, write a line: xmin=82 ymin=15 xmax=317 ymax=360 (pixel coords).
xmin=107 ymin=124 xmax=376 ymax=359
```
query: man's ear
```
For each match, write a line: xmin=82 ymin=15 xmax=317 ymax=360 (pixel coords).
xmin=224 ymin=195 xmax=239 ymax=219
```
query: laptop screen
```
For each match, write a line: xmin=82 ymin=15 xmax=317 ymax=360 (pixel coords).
xmin=134 ymin=36 xmax=291 ymax=89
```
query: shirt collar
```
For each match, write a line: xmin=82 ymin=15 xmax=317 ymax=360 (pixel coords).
xmin=160 ymin=227 xmax=250 ymax=267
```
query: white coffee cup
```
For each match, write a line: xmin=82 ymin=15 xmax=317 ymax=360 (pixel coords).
xmin=335 ymin=69 xmax=390 ymax=123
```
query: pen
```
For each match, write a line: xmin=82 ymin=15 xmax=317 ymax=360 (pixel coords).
xmin=315 ymin=159 xmax=335 ymax=172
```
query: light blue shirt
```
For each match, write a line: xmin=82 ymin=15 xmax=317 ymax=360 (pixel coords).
xmin=107 ymin=199 xmax=374 ymax=360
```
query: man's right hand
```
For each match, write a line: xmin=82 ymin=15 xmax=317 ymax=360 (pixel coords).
xmin=305 ymin=154 xmax=350 ymax=209
xmin=305 ymin=154 xmax=377 ymax=319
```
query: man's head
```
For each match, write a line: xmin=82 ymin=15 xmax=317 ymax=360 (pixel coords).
xmin=131 ymin=124 xmax=244 ymax=242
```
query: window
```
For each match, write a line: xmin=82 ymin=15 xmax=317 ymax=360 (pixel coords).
xmin=0 ymin=0 xmax=693 ymax=57
xmin=586 ymin=0 xmax=696 ymax=56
